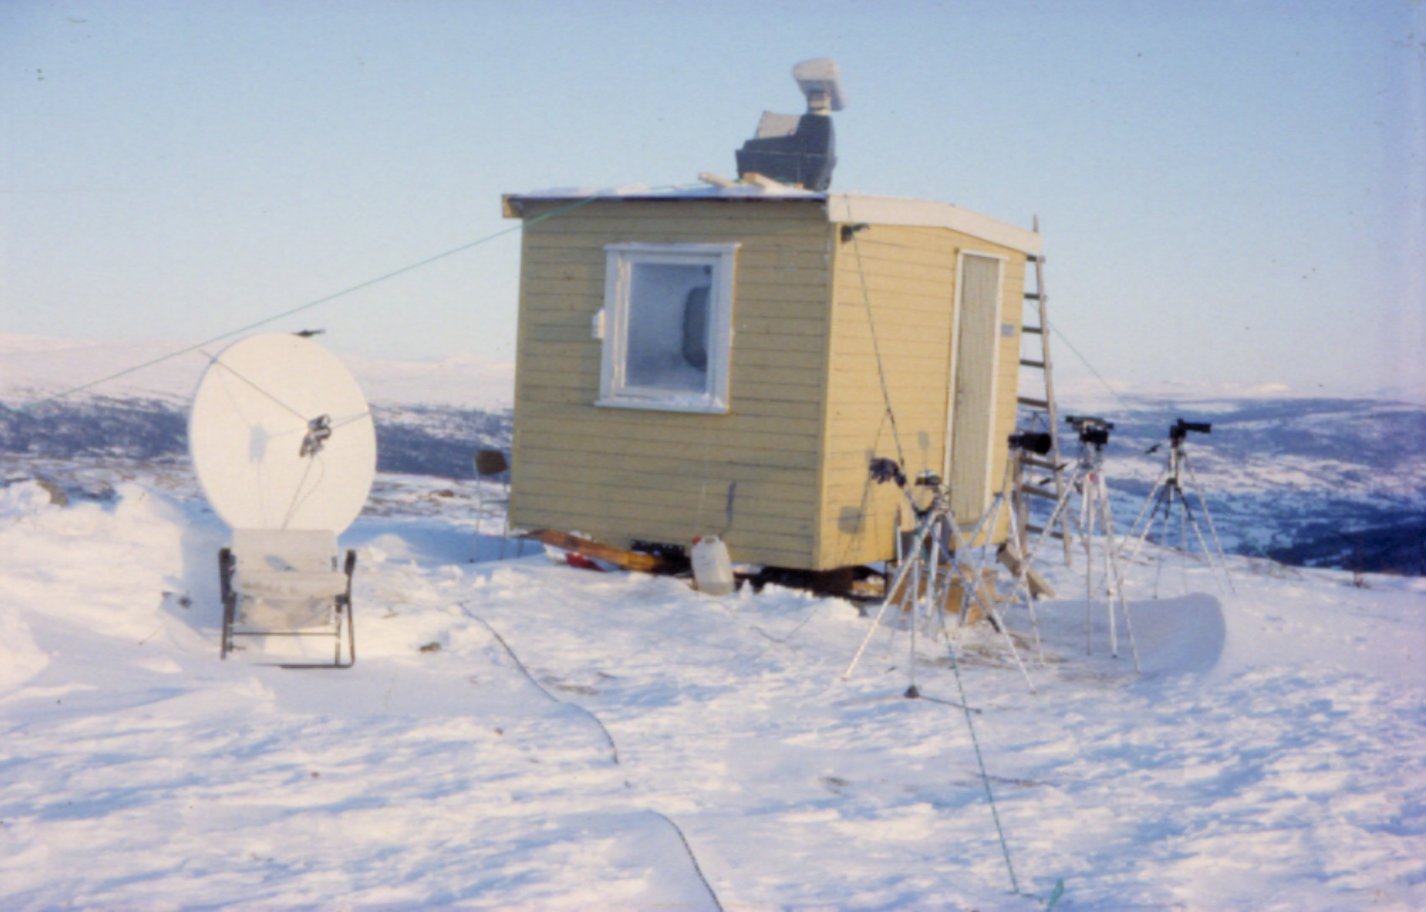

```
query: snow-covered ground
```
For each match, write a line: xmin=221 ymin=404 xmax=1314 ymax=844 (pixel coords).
xmin=2 ymin=463 xmax=1423 ymax=910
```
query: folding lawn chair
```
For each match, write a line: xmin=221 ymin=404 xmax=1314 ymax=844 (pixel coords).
xmin=219 ymin=528 xmax=357 ymax=668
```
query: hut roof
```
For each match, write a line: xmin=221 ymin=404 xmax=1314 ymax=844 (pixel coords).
xmin=501 ymin=185 xmax=1042 ymax=256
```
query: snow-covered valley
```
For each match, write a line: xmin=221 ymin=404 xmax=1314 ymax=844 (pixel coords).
xmin=2 ymin=334 xmax=1425 ymax=908
xmin=2 ymin=457 xmax=1424 ymax=909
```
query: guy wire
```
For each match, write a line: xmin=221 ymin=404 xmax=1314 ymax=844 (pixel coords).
xmin=200 ymin=349 xmax=308 ymax=423
xmin=1047 ymin=318 xmax=1133 ymax=414
xmin=845 ymin=202 xmax=907 ymax=469
xmin=17 ymin=186 xmax=696 ymax=413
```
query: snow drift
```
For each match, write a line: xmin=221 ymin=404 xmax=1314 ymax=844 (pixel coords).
xmin=2 ymin=470 xmax=1423 ymax=909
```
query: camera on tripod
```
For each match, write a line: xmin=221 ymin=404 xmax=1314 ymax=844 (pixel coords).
xmin=1007 ymin=430 xmax=1054 ymax=455
xmin=868 ymin=456 xmax=906 ymax=488
xmin=1065 ymin=414 xmax=1114 ymax=447
xmin=914 ymin=469 xmax=942 ymax=488
xmin=1169 ymin=418 xmax=1212 ymax=443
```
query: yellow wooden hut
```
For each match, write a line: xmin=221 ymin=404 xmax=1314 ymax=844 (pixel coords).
xmin=501 ymin=185 xmax=1041 ymax=572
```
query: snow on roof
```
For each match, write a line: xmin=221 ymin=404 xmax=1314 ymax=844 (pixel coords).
xmin=502 ymin=183 xmax=1042 ymax=255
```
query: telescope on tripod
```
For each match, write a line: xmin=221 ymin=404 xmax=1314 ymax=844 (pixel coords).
xmin=1028 ymin=415 xmax=1140 ymax=670
xmin=1122 ymin=418 xmax=1234 ymax=596
xmin=842 ymin=457 xmax=1037 ymax=694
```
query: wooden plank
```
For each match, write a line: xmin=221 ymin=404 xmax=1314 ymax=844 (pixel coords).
xmin=520 ymin=529 xmax=671 ymax=572
xmin=733 ymin=347 xmax=824 ymax=372
xmin=733 ymin=331 xmax=828 ymax=354
xmin=733 ymin=315 xmax=829 ymax=337
xmin=515 ymin=404 xmax=823 ymax=439
xmin=735 ymin=283 xmax=837 ymax=305
xmin=835 ymin=253 xmax=956 ymax=285
xmin=514 ymin=428 xmax=823 ymax=467
xmin=524 ymin=323 xmax=603 ymax=345
xmin=728 ymin=364 xmax=831 ymax=393
xmin=528 ymin=205 xmax=831 ymax=229
xmin=522 ymin=246 xmax=833 ymax=273
xmin=514 ymin=491 xmax=816 ymax=540
xmin=513 ymin=466 xmax=817 ymax=510
xmin=516 ymin=386 xmax=826 ymax=420
xmin=509 ymin=503 xmax=815 ymax=561
xmin=830 ymin=295 xmax=957 ymax=323
xmin=523 ymin=205 xmax=828 ymax=231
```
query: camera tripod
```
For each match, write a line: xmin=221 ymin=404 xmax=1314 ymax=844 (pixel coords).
xmin=1032 ymin=416 xmax=1140 ymax=671
xmin=1122 ymin=419 xmax=1234 ymax=596
xmin=953 ymin=433 xmax=1060 ymax=663
xmin=842 ymin=460 xmax=1035 ymax=695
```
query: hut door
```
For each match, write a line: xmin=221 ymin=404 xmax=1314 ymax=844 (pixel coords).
xmin=947 ymin=252 xmax=1004 ymax=521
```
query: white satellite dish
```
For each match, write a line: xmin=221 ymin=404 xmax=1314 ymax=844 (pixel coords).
xmin=189 ymin=333 xmax=376 ymax=533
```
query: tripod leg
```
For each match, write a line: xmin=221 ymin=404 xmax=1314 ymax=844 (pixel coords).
xmin=1123 ymin=473 xmax=1170 ymax=564
xmin=1003 ymin=500 xmax=1045 ymax=662
xmin=1184 ymin=454 xmax=1236 ymax=594
xmin=1098 ymin=471 xmax=1140 ymax=672
xmin=1081 ymin=481 xmax=1096 ymax=656
xmin=943 ymin=518 xmax=1036 ymax=694
xmin=844 ymin=528 xmax=923 ymax=680
xmin=1152 ymin=492 xmax=1171 ymax=598
xmin=1095 ymin=480 xmax=1118 ymax=659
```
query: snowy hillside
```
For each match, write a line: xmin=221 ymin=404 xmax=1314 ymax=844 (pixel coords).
xmin=3 ymin=332 xmax=1425 ymax=906
xmin=2 ymin=463 xmax=1423 ymax=909
xmin=1037 ymin=395 xmax=1426 ymax=575
xmin=5 ymin=328 xmax=1423 ymax=573
xmin=1 ymin=333 xmax=512 ymax=480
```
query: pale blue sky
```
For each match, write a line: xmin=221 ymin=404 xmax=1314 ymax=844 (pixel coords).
xmin=2 ymin=0 xmax=1422 ymax=398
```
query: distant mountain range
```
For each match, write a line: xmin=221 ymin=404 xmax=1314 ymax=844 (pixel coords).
xmin=1036 ymin=396 xmax=1426 ymax=576
xmin=3 ymin=334 xmax=1422 ymax=576
xmin=0 ymin=395 xmax=509 ymax=481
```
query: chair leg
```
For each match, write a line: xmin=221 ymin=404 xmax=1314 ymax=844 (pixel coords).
xmin=340 ymin=549 xmax=357 ymax=667
xmin=218 ymin=548 xmax=236 ymax=660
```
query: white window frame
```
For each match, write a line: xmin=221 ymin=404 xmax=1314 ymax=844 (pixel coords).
xmin=597 ymin=241 xmax=738 ymax=413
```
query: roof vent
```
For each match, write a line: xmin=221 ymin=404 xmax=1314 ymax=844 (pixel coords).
xmin=735 ymin=58 xmax=845 ymax=191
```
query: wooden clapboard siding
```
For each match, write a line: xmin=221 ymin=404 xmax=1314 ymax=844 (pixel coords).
xmin=506 ymin=194 xmax=1033 ymax=571
xmin=812 ymin=224 xmax=1029 ymax=568
xmin=509 ymin=198 xmax=835 ymax=566
xmin=812 ymin=224 xmax=958 ymax=568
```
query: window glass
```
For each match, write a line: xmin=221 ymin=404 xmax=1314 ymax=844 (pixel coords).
xmin=599 ymin=243 xmax=737 ymax=413
xmin=625 ymin=263 xmax=712 ymax=392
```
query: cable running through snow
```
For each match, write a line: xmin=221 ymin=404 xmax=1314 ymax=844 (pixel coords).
xmin=459 ymin=604 xmax=725 ymax=908
xmin=651 ymin=810 xmax=727 ymax=912
xmin=459 ymin=604 xmax=623 ymax=768
xmin=939 ymin=636 xmax=1023 ymax=896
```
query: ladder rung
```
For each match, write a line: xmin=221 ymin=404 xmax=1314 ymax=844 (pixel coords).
xmin=1024 ymin=292 xmax=1042 ymax=301
xmin=1020 ymin=358 xmax=1045 ymax=369
xmin=1021 ymin=485 xmax=1059 ymax=501
xmin=1022 ymin=325 xmax=1043 ymax=335
xmin=1027 ymin=254 xmax=1044 ymax=264
xmin=1018 ymin=396 xmax=1050 ymax=409
xmin=1019 ymin=455 xmax=1058 ymax=471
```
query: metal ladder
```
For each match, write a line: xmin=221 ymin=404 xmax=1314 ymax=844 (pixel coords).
xmin=1014 ymin=218 xmax=1073 ymax=563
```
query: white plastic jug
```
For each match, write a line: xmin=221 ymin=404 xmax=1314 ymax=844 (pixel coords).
xmin=691 ymin=535 xmax=734 ymax=596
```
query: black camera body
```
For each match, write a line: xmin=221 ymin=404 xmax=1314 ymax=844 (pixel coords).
xmin=1065 ymin=414 xmax=1114 ymax=447
xmin=1170 ymin=418 xmax=1212 ymax=443
xmin=868 ymin=456 xmax=906 ymax=487
xmin=1007 ymin=430 xmax=1055 ymax=455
